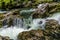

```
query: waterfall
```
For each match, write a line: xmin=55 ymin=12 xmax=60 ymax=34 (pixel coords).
xmin=20 ymin=9 xmax=35 ymax=29
xmin=0 ymin=2 xmax=60 ymax=40
xmin=29 ymin=18 xmax=46 ymax=30
xmin=13 ymin=18 xmax=23 ymax=28
xmin=23 ymin=16 xmax=32 ymax=29
xmin=29 ymin=12 xmax=60 ymax=30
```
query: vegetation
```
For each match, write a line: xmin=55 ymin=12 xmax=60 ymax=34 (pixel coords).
xmin=0 ymin=0 xmax=57 ymax=10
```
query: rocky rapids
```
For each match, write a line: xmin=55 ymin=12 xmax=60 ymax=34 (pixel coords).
xmin=0 ymin=3 xmax=60 ymax=40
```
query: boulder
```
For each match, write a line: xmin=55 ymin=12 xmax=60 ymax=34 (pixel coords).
xmin=17 ymin=30 xmax=45 ymax=40
xmin=45 ymin=19 xmax=60 ymax=32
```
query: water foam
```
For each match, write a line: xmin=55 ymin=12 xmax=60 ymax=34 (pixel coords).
xmin=0 ymin=26 xmax=28 ymax=40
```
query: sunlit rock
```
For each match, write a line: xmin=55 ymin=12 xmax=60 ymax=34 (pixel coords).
xmin=30 ymin=19 xmax=46 ymax=30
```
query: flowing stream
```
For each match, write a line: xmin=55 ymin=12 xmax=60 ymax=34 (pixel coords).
xmin=0 ymin=9 xmax=60 ymax=40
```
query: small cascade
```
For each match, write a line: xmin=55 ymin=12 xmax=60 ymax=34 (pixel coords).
xmin=47 ymin=12 xmax=60 ymax=24
xmin=23 ymin=16 xmax=32 ymax=29
xmin=29 ymin=19 xmax=46 ymax=30
xmin=20 ymin=9 xmax=35 ymax=29
xmin=13 ymin=18 xmax=23 ymax=28
xmin=29 ymin=12 xmax=60 ymax=30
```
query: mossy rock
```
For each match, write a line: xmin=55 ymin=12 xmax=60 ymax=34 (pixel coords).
xmin=17 ymin=30 xmax=45 ymax=40
xmin=0 ymin=21 xmax=3 ymax=28
xmin=17 ymin=29 xmax=60 ymax=40
xmin=45 ymin=19 xmax=60 ymax=29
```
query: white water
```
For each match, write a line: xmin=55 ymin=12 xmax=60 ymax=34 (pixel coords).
xmin=0 ymin=26 xmax=29 ymax=40
xmin=47 ymin=12 xmax=60 ymax=24
xmin=0 ymin=12 xmax=60 ymax=40
xmin=30 ymin=19 xmax=46 ymax=30
xmin=30 ymin=12 xmax=60 ymax=30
